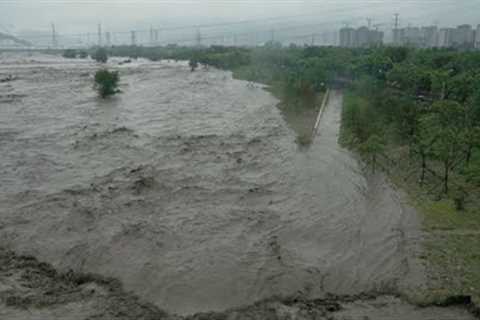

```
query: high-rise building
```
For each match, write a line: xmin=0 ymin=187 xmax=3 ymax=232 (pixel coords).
xmin=339 ymin=27 xmax=356 ymax=47
xmin=339 ymin=27 xmax=384 ymax=48
xmin=356 ymin=26 xmax=370 ymax=47
xmin=403 ymin=27 xmax=423 ymax=47
xmin=369 ymin=30 xmax=384 ymax=46
xmin=453 ymin=24 xmax=474 ymax=48
xmin=438 ymin=28 xmax=454 ymax=47
xmin=476 ymin=25 xmax=480 ymax=49
xmin=422 ymin=26 xmax=439 ymax=48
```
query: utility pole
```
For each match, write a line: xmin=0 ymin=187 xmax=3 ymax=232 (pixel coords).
xmin=154 ymin=29 xmax=159 ymax=45
xmin=105 ymin=32 xmax=111 ymax=46
xmin=195 ymin=29 xmax=202 ymax=47
xmin=131 ymin=30 xmax=136 ymax=46
xmin=311 ymin=34 xmax=315 ymax=46
xmin=51 ymin=23 xmax=57 ymax=48
xmin=270 ymin=29 xmax=275 ymax=42
xmin=98 ymin=23 xmax=102 ymax=46
xmin=149 ymin=26 xmax=154 ymax=45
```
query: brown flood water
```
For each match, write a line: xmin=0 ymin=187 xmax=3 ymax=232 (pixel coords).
xmin=0 ymin=53 xmax=475 ymax=319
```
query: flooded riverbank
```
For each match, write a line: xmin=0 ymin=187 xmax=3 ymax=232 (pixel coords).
xmin=0 ymin=53 xmax=476 ymax=319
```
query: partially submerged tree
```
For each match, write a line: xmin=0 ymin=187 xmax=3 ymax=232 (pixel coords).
xmin=189 ymin=58 xmax=199 ymax=72
xmin=361 ymin=134 xmax=385 ymax=173
xmin=92 ymin=48 xmax=108 ymax=63
xmin=94 ymin=69 xmax=119 ymax=98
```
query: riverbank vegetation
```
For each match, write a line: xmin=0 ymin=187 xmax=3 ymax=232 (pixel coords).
xmin=339 ymin=48 xmax=480 ymax=306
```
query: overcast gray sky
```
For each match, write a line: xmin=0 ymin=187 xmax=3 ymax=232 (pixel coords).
xmin=1 ymin=0 xmax=479 ymax=35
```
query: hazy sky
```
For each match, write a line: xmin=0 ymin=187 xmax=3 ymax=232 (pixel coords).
xmin=1 ymin=0 xmax=479 ymax=35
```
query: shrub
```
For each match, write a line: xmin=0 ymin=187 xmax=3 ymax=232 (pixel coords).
xmin=92 ymin=48 xmax=108 ymax=63
xmin=94 ymin=69 xmax=119 ymax=98
xmin=63 ymin=49 xmax=77 ymax=59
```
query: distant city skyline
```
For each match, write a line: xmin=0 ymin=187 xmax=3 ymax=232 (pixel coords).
xmin=2 ymin=0 xmax=480 ymax=36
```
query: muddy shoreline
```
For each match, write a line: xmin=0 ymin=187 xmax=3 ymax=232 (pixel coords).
xmin=1 ymin=247 xmax=477 ymax=320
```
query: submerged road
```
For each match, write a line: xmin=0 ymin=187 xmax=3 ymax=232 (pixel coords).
xmin=0 ymin=54 xmax=436 ymax=317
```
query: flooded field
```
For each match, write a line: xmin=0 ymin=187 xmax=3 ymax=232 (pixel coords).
xmin=0 ymin=53 xmax=475 ymax=319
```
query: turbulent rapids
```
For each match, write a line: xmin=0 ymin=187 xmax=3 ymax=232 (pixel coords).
xmin=0 ymin=53 xmax=475 ymax=319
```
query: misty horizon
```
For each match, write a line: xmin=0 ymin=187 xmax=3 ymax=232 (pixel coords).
xmin=2 ymin=0 xmax=480 ymax=37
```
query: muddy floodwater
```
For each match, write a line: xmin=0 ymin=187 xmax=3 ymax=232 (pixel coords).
xmin=0 ymin=53 xmax=475 ymax=319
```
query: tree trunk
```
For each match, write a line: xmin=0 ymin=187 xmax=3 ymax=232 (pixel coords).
xmin=372 ymin=154 xmax=376 ymax=174
xmin=466 ymin=145 xmax=472 ymax=167
xmin=443 ymin=161 xmax=449 ymax=194
xmin=420 ymin=153 xmax=426 ymax=186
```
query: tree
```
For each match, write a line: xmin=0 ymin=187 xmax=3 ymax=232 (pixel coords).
xmin=361 ymin=134 xmax=385 ymax=173
xmin=425 ymin=101 xmax=466 ymax=194
xmin=189 ymin=58 xmax=199 ymax=72
xmin=413 ymin=110 xmax=442 ymax=186
xmin=430 ymin=69 xmax=451 ymax=100
xmin=93 ymin=48 xmax=108 ymax=63
xmin=94 ymin=69 xmax=119 ymax=98
xmin=464 ymin=81 xmax=480 ymax=166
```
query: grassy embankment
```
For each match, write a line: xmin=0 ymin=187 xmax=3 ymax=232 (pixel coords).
xmin=340 ymin=92 xmax=480 ymax=307
xmin=232 ymin=66 xmax=324 ymax=146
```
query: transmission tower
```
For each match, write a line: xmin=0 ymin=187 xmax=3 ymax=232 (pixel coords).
xmin=131 ymin=31 xmax=136 ymax=46
xmin=393 ymin=13 xmax=400 ymax=44
xmin=105 ymin=32 xmax=111 ymax=46
xmin=98 ymin=23 xmax=102 ymax=46
xmin=195 ymin=29 xmax=202 ymax=47
xmin=51 ymin=23 xmax=57 ymax=48
xmin=154 ymin=29 xmax=159 ymax=45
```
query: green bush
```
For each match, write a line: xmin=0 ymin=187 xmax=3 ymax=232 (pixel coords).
xmin=94 ymin=69 xmax=119 ymax=98
xmin=92 ymin=48 xmax=108 ymax=63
